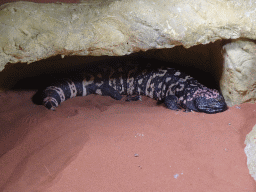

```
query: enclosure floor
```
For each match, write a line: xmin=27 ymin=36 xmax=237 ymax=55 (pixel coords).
xmin=0 ymin=91 xmax=255 ymax=191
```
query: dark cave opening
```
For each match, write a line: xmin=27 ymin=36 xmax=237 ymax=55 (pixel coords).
xmin=0 ymin=40 xmax=225 ymax=96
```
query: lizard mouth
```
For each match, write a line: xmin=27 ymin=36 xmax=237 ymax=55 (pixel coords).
xmin=195 ymin=97 xmax=228 ymax=114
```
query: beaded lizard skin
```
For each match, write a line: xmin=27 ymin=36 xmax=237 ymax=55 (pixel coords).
xmin=39 ymin=61 xmax=227 ymax=114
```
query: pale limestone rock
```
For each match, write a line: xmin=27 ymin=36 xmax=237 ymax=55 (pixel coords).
xmin=0 ymin=0 xmax=256 ymax=71
xmin=220 ymin=40 xmax=256 ymax=106
xmin=245 ymin=124 xmax=256 ymax=181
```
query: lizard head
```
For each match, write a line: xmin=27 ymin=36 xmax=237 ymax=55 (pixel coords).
xmin=186 ymin=88 xmax=228 ymax=114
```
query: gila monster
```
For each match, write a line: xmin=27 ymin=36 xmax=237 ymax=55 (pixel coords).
xmin=39 ymin=61 xmax=227 ymax=114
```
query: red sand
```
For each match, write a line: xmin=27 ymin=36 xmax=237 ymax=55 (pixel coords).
xmin=0 ymin=90 xmax=256 ymax=191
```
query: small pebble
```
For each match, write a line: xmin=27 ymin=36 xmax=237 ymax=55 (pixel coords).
xmin=174 ymin=174 xmax=179 ymax=179
xmin=134 ymin=153 xmax=139 ymax=157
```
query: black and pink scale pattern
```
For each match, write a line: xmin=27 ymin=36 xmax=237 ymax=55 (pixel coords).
xmin=40 ymin=63 xmax=227 ymax=114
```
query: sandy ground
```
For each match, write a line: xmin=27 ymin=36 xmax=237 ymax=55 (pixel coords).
xmin=0 ymin=90 xmax=256 ymax=192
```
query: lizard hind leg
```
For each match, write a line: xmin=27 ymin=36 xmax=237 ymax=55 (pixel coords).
xmin=100 ymin=84 xmax=123 ymax=100
xmin=164 ymin=95 xmax=181 ymax=111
